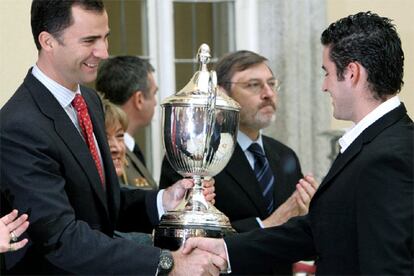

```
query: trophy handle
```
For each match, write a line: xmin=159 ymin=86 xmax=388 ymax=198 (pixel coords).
xmin=201 ymin=71 xmax=218 ymax=169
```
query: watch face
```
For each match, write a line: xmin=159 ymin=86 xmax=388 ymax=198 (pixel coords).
xmin=160 ymin=254 xmax=173 ymax=270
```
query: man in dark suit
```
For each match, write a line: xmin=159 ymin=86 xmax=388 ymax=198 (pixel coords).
xmin=0 ymin=0 xmax=224 ymax=274
xmin=183 ymin=11 xmax=413 ymax=275
xmin=96 ymin=56 xmax=158 ymax=190
xmin=160 ymin=51 xmax=319 ymax=274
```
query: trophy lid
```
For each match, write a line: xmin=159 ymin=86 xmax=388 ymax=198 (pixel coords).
xmin=161 ymin=43 xmax=240 ymax=111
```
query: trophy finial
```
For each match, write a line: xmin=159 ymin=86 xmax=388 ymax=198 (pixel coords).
xmin=197 ymin=43 xmax=211 ymax=69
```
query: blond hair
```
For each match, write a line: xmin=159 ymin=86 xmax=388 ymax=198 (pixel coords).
xmin=100 ymin=94 xmax=129 ymax=132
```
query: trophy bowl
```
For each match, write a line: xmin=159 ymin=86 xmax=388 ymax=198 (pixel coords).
xmin=153 ymin=44 xmax=240 ymax=250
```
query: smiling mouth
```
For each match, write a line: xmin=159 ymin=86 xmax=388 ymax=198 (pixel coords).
xmin=84 ymin=63 xmax=98 ymax=68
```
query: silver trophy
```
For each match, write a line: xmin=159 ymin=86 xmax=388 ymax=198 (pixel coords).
xmin=153 ymin=44 xmax=240 ymax=250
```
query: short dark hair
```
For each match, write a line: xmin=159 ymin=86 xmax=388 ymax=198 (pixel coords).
xmin=96 ymin=56 xmax=155 ymax=105
xmin=215 ymin=50 xmax=268 ymax=93
xmin=31 ymin=0 xmax=105 ymax=50
xmin=321 ymin=11 xmax=404 ymax=99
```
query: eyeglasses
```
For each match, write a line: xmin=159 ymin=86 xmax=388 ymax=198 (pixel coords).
xmin=226 ymin=79 xmax=279 ymax=94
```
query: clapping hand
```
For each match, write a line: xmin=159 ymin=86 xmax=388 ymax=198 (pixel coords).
xmin=262 ymin=174 xmax=318 ymax=227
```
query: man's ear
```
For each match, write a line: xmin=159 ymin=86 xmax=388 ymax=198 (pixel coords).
xmin=38 ymin=31 xmax=55 ymax=52
xmin=132 ymin=91 xmax=144 ymax=110
xmin=346 ymin=62 xmax=361 ymax=85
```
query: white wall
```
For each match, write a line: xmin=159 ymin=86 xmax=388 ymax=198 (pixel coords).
xmin=326 ymin=0 xmax=414 ymax=129
xmin=0 ymin=0 xmax=37 ymax=107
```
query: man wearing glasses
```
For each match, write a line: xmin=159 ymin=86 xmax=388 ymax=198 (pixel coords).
xmin=160 ymin=50 xmax=318 ymax=275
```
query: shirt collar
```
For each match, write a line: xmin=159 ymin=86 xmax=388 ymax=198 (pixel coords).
xmin=124 ymin=132 xmax=135 ymax=152
xmin=338 ymin=96 xmax=401 ymax=153
xmin=31 ymin=64 xmax=80 ymax=108
xmin=237 ymin=130 xmax=264 ymax=151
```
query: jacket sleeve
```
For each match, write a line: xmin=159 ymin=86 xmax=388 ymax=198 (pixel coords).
xmin=225 ymin=215 xmax=316 ymax=275
xmin=159 ymin=155 xmax=183 ymax=189
xmin=231 ymin=217 xmax=262 ymax=232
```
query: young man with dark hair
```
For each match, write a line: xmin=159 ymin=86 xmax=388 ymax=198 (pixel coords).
xmin=183 ymin=11 xmax=413 ymax=275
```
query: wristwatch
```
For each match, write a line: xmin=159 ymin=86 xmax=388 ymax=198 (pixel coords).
xmin=157 ymin=249 xmax=174 ymax=275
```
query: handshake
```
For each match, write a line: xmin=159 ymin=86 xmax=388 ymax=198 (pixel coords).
xmin=161 ymin=178 xmax=229 ymax=275
xmin=170 ymin=237 xmax=229 ymax=276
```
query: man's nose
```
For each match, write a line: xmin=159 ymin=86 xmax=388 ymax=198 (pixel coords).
xmin=261 ymin=83 xmax=276 ymax=98
xmin=94 ymin=40 xmax=109 ymax=59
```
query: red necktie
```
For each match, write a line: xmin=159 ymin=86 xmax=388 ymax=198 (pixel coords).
xmin=72 ymin=94 xmax=105 ymax=187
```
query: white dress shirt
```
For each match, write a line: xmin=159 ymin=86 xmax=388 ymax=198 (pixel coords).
xmin=339 ymin=96 xmax=401 ymax=153
xmin=124 ymin=132 xmax=136 ymax=152
xmin=237 ymin=130 xmax=265 ymax=169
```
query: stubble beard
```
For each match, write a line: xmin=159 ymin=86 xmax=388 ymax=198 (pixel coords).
xmin=255 ymin=112 xmax=276 ymax=129
xmin=241 ymin=110 xmax=276 ymax=131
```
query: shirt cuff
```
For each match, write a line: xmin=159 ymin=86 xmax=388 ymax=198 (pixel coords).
xmin=157 ymin=189 xmax=166 ymax=219
xmin=256 ymin=217 xmax=265 ymax=228
xmin=223 ymin=240 xmax=232 ymax=274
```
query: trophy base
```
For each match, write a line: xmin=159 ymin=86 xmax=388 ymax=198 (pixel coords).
xmin=153 ymin=224 xmax=235 ymax=250
xmin=153 ymin=208 xmax=236 ymax=250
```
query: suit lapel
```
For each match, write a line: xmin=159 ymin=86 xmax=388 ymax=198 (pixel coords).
xmin=225 ymin=144 xmax=268 ymax=216
xmin=317 ymin=104 xmax=408 ymax=194
xmin=25 ymin=73 xmax=110 ymax=215
xmin=133 ymin=144 xmax=146 ymax=165
xmin=125 ymin=148 xmax=157 ymax=188
xmin=317 ymin=140 xmax=362 ymax=193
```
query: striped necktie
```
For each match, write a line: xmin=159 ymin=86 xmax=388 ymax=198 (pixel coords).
xmin=248 ymin=143 xmax=275 ymax=215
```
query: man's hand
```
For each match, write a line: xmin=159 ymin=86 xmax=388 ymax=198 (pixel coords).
xmin=262 ymin=174 xmax=318 ymax=227
xmin=171 ymin=245 xmax=226 ymax=276
xmin=294 ymin=174 xmax=319 ymax=215
xmin=163 ymin=178 xmax=216 ymax=211
xmin=202 ymin=178 xmax=216 ymax=205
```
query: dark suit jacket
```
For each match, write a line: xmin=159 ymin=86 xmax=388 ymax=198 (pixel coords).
xmin=160 ymin=135 xmax=303 ymax=274
xmin=0 ymin=70 xmax=161 ymax=274
xmin=225 ymin=104 xmax=414 ymax=275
